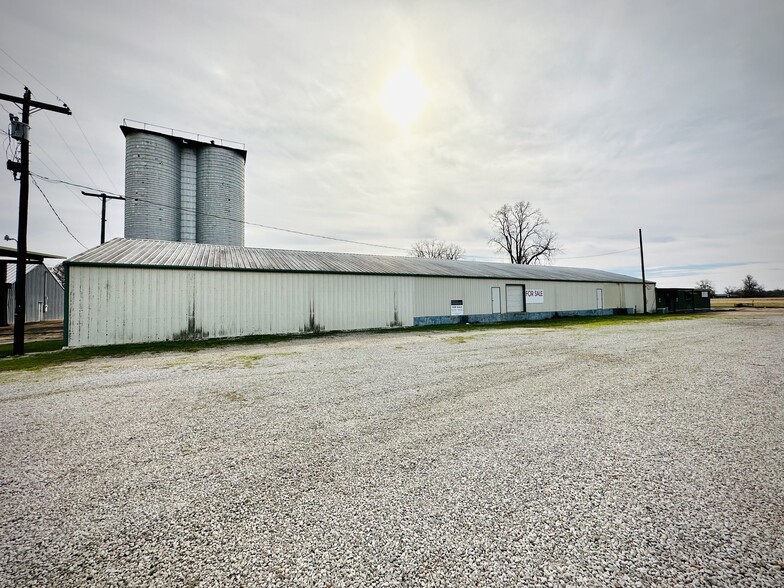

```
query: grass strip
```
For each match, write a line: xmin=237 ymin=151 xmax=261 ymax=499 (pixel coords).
xmin=0 ymin=312 xmax=710 ymax=373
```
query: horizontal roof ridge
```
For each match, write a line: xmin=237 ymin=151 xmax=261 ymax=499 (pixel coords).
xmin=66 ymin=238 xmax=647 ymax=284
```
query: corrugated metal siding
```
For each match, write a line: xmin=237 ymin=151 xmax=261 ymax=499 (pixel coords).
xmin=69 ymin=239 xmax=648 ymax=284
xmin=196 ymin=148 xmax=245 ymax=246
xmin=67 ymin=266 xmax=415 ymax=347
xmin=67 ymin=263 xmax=654 ymax=347
xmin=179 ymin=147 xmax=197 ymax=243
xmin=124 ymin=132 xmax=181 ymax=241
xmin=6 ymin=264 xmax=65 ymax=324
xmin=412 ymin=278 xmax=652 ymax=316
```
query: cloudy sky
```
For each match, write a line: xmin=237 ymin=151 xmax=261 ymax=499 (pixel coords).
xmin=2 ymin=0 xmax=782 ymax=291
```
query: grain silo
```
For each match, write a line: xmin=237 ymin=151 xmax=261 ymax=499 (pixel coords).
xmin=196 ymin=146 xmax=245 ymax=246
xmin=121 ymin=122 xmax=247 ymax=246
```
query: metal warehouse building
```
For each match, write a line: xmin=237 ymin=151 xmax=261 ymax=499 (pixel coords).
xmin=64 ymin=238 xmax=656 ymax=348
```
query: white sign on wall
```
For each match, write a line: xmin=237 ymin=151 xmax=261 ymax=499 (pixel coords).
xmin=525 ymin=289 xmax=544 ymax=304
xmin=450 ymin=299 xmax=464 ymax=316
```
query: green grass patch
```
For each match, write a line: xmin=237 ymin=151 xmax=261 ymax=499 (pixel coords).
xmin=0 ymin=332 xmax=321 ymax=373
xmin=0 ymin=339 xmax=64 ymax=357
xmin=0 ymin=312 xmax=710 ymax=374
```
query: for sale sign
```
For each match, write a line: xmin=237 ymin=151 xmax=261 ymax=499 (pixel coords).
xmin=450 ymin=299 xmax=464 ymax=316
xmin=525 ymin=289 xmax=544 ymax=304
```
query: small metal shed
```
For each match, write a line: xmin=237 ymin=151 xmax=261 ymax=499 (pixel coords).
xmin=655 ymin=288 xmax=711 ymax=313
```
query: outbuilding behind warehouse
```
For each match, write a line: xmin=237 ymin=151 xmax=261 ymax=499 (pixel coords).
xmin=64 ymin=238 xmax=655 ymax=348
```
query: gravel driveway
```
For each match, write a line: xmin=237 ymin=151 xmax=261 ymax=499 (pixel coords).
xmin=1 ymin=311 xmax=782 ymax=587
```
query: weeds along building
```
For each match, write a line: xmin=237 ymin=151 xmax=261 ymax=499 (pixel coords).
xmin=64 ymin=238 xmax=656 ymax=348
xmin=121 ymin=122 xmax=246 ymax=246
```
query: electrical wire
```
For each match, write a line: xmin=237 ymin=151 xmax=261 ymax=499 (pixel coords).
xmin=43 ymin=112 xmax=101 ymax=189
xmin=29 ymin=172 xmax=409 ymax=251
xmin=130 ymin=194 xmax=409 ymax=251
xmin=30 ymin=176 xmax=87 ymax=248
xmin=30 ymin=172 xmax=124 ymax=196
xmin=0 ymin=46 xmax=65 ymax=103
xmin=559 ymin=246 xmax=640 ymax=259
xmin=31 ymin=154 xmax=101 ymax=218
xmin=0 ymin=47 xmax=119 ymax=196
xmin=0 ymin=60 xmax=25 ymax=87
xmin=72 ymin=115 xmax=119 ymax=192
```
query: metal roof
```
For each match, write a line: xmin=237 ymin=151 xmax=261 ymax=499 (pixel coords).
xmin=66 ymin=238 xmax=647 ymax=284
xmin=0 ymin=245 xmax=66 ymax=262
xmin=120 ymin=124 xmax=247 ymax=160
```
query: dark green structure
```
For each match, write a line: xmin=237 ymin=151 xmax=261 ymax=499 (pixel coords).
xmin=655 ymin=288 xmax=711 ymax=313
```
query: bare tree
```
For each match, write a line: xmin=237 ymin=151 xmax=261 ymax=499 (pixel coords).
xmin=410 ymin=239 xmax=464 ymax=260
xmin=695 ymin=279 xmax=716 ymax=297
xmin=488 ymin=201 xmax=559 ymax=264
xmin=740 ymin=274 xmax=764 ymax=297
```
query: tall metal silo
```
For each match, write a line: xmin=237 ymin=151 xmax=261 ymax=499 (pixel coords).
xmin=121 ymin=122 xmax=246 ymax=245
xmin=123 ymin=128 xmax=181 ymax=241
xmin=196 ymin=147 xmax=245 ymax=246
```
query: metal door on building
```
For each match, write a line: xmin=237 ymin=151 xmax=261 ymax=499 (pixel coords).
xmin=596 ymin=288 xmax=604 ymax=309
xmin=506 ymin=285 xmax=525 ymax=313
xmin=491 ymin=287 xmax=501 ymax=314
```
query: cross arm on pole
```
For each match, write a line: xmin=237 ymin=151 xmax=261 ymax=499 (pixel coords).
xmin=0 ymin=92 xmax=71 ymax=115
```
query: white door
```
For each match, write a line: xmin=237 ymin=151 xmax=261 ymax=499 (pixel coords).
xmin=596 ymin=288 xmax=604 ymax=309
xmin=491 ymin=287 xmax=501 ymax=313
xmin=506 ymin=285 xmax=524 ymax=312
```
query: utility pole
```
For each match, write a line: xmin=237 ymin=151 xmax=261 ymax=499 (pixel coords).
xmin=1 ymin=88 xmax=71 ymax=355
xmin=81 ymin=191 xmax=125 ymax=244
xmin=639 ymin=228 xmax=648 ymax=314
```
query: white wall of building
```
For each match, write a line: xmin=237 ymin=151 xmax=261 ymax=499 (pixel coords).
xmin=66 ymin=266 xmax=654 ymax=348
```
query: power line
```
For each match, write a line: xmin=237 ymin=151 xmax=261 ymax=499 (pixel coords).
xmin=30 ymin=171 xmax=124 ymax=197
xmin=130 ymin=193 xmax=409 ymax=251
xmin=30 ymin=153 xmax=101 ymax=218
xmin=44 ymin=111 xmax=101 ymax=188
xmin=0 ymin=60 xmax=25 ymax=87
xmin=559 ymin=246 xmax=640 ymax=260
xmin=0 ymin=47 xmax=119 ymax=194
xmin=30 ymin=175 xmax=86 ymax=248
xmin=72 ymin=115 xmax=119 ymax=192
xmin=0 ymin=46 xmax=64 ymax=103
xmin=29 ymin=172 xmax=409 ymax=252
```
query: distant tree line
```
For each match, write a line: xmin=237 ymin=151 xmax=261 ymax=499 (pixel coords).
xmin=699 ymin=275 xmax=783 ymax=298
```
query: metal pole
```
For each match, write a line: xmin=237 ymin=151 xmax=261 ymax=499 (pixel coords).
xmin=639 ymin=228 xmax=648 ymax=314
xmin=12 ymin=89 xmax=31 ymax=355
xmin=81 ymin=192 xmax=125 ymax=244
xmin=2 ymin=88 xmax=71 ymax=355
xmin=101 ymin=196 xmax=107 ymax=244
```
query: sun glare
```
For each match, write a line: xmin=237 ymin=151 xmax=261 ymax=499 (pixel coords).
xmin=380 ymin=64 xmax=429 ymax=129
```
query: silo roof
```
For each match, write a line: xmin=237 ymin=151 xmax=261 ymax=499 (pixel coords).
xmin=67 ymin=238 xmax=648 ymax=284
xmin=120 ymin=124 xmax=247 ymax=160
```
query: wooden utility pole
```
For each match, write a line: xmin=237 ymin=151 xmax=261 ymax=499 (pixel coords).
xmin=81 ymin=191 xmax=125 ymax=244
xmin=1 ymin=88 xmax=71 ymax=355
xmin=639 ymin=228 xmax=648 ymax=314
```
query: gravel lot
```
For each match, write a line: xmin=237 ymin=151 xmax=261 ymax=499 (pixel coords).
xmin=1 ymin=311 xmax=782 ymax=587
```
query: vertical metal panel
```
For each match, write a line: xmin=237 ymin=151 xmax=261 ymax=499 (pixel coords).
xmin=179 ymin=147 xmax=197 ymax=243
xmin=124 ymin=132 xmax=181 ymax=241
xmin=196 ymin=147 xmax=245 ymax=246
xmin=5 ymin=265 xmax=65 ymax=323
xmin=67 ymin=267 xmax=417 ymax=347
xmin=506 ymin=285 xmax=524 ymax=312
xmin=66 ymin=267 xmax=652 ymax=348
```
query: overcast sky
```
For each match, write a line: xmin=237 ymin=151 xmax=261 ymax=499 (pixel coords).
xmin=2 ymin=0 xmax=782 ymax=290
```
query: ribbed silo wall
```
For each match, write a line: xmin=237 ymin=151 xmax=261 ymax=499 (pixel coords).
xmin=124 ymin=132 xmax=181 ymax=241
xmin=196 ymin=147 xmax=245 ymax=246
xmin=179 ymin=147 xmax=197 ymax=243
